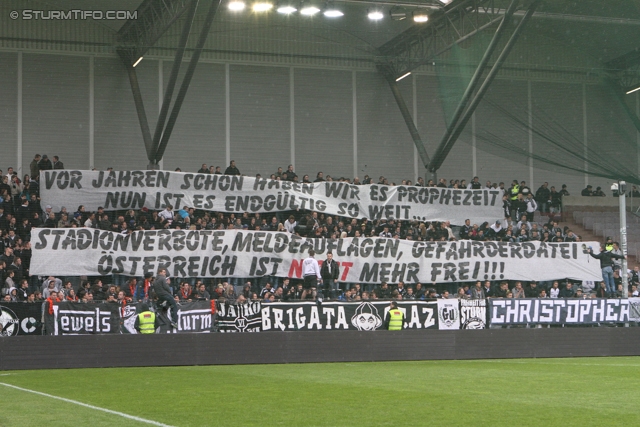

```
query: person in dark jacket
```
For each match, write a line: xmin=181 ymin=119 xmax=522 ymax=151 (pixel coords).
xmin=535 ymin=182 xmax=551 ymax=214
xmin=549 ymin=186 xmax=562 ymax=213
xmin=320 ymin=252 xmax=340 ymax=299
xmin=135 ymin=273 xmax=153 ymax=302
xmin=559 ymin=282 xmax=575 ymax=298
xmin=38 ymin=154 xmax=53 ymax=172
xmin=52 ymin=156 xmax=64 ymax=170
xmin=581 ymin=185 xmax=593 ymax=196
xmin=595 ymin=282 xmax=607 ymax=298
xmin=588 ymin=244 xmax=625 ymax=297
xmin=193 ymin=283 xmax=210 ymax=301
xmin=153 ymin=268 xmax=178 ymax=328
xmin=375 ymin=282 xmax=391 ymax=299
xmin=511 ymin=194 xmax=527 ymax=222
xmin=224 ymin=160 xmax=240 ymax=175
xmin=30 ymin=154 xmax=41 ymax=179
xmin=524 ymin=282 xmax=539 ymax=298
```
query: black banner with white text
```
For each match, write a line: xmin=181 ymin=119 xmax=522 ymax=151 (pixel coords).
xmin=53 ymin=302 xmax=121 ymax=335
xmin=260 ymin=301 xmax=438 ymax=332
xmin=216 ymin=301 xmax=262 ymax=332
xmin=0 ymin=303 xmax=42 ymax=336
xmin=460 ymin=299 xmax=487 ymax=329
xmin=52 ymin=301 xmax=215 ymax=334
xmin=488 ymin=298 xmax=630 ymax=326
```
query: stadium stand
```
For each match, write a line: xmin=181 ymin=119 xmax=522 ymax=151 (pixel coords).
xmin=2 ymin=156 xmax=639 ymax=311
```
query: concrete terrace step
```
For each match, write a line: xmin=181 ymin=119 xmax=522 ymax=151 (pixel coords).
xmin=565 ymin=212 xmax=638 ymax=269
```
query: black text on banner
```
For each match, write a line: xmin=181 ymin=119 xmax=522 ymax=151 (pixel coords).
xmin=31 ymin=228 xmax=603 ymax=283
xmin=40 ymin=170 xmax=502 ymax=225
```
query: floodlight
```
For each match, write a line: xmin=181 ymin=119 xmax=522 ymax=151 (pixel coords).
xmin=300 ymin=4 xmax=321 ymax=15
xmin=413 ymin=10 xmax=428 ymax=22
xmin=324 ymin=4 xmax=343 ymax=18
xmin=228 ymin=1 xmax=246 ymax=11
xmin=368 ymin=9 xmax=383 ymax=20
xmin=277 ymin=4 xmax=297 ymax=14
xmin=252 ymin=2 xmax=273 ymax=12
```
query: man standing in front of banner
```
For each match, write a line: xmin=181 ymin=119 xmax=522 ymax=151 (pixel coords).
xmin=134 ymin=303 xmax=159 ymax=334
xmin=385 ymin=301 xmax=404 ymax=331
xmin=44 ymin=290 xmax=61 ymax=335
xmin=301 ymin=250 xmax=322 ymax=300
xmin=588 ymin=244 xmax=625 ymax=297
xmin=153 ymin=268 xmax=178 ymax=329
xmin=320 ymin=252 xmax=340 ymax=300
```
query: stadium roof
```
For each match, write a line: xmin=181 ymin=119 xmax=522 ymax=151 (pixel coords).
xmin=0 ymin=0 xmax=638 ymax=78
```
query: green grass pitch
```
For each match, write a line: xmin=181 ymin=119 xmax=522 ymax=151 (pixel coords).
xmin=1 ymin=357 xmax=640 ymax=426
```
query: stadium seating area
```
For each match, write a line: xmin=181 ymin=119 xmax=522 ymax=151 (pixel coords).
xmin=2 ymin=156 xmax=639 ymax=305
xmin=572 ymin=210 xmax=640 ymax=259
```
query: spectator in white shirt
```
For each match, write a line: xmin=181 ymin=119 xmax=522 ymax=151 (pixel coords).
xmin=301 ymin=249 xmax=321 ymax=300
xmin=84 ymin=213 xmax=95 ymax=228
xmin=284 ymin=215 xmax=297 ymax=234
xmin=158 ymin=205 xmax=174 ymax=223
xmin=549 ymin=281 xmax=560 ymax=298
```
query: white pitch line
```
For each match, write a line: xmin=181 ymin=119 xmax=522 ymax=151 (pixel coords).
xmin=462 ymin=360 xmax=640 ymax=367
xmin=0 ymin=382 xmax=176 ymax=427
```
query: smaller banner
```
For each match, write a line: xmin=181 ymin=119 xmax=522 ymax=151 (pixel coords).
xmin=460 ymin=299 xmax=487 ymax=329
xmin=172 ymin=301 xmax=215 ymax=333
xmin=260 ymin=301 xmax=438 ymax=332
xmin=0 ymin=303 xmax=42 ymax=336
xmin=53 ymin=301 xmax=215 ymax=334
xmin=54 ymin=302 xmax=121 ymax=335
xmin=488 ymin=298 xmax=629 ymax=326
xmin=217 ymin=302 xmax=262 ymax=333
xmin=628 ymin=298 xmax=640 ymax=322
xmin=437 ymin=299 xmax=460 ymax=330
xmin=121 ymin=304 xmax=138 ymax=334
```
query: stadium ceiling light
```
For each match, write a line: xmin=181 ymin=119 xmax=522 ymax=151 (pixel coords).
xmin=132 ymin=56 xmax=143 ymax=67
xmin=323 ymin=3 xmax=343 ymax=18
xmin=252 ymin=2 xmax=274 ymax=12
xmin=228 ymin=0 xmax=246 ymax=11
xmin=413 ymin=10 xmax=428 ymax=23
xmin=300 ymin=2 xmax=321 ymax=16
xmin=324 ymin=9 xmax=343 ymax=17
xmin=367 ymin=9 xmax=384 ymax=20
xmin=396 ymin=72 xmax=411 ymax=82
xmin=277 ymin=4 xmax=297 ymax=14
xmin=626 ymin=84 xmax=640 ymax=95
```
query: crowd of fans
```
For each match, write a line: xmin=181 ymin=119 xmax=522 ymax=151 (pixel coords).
xmin=0 ymin=155 xmax=637 ymax=309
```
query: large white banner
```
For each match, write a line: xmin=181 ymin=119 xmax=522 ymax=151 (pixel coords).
xmin=39 ymin=170 xmax=502 ymax=225
xmin=30 ymin=228 xmax=602 ymax=283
